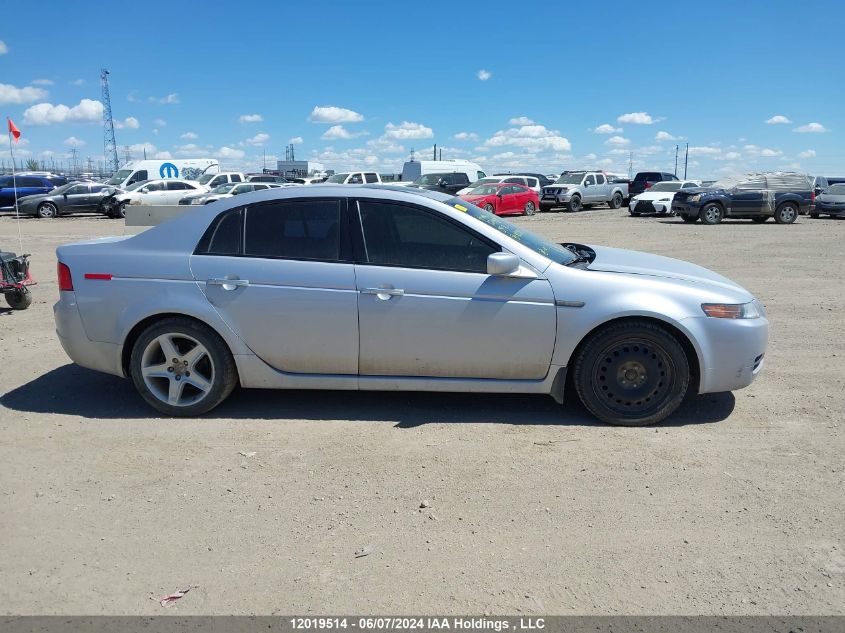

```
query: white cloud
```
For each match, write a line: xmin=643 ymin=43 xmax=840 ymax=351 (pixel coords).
xmin=245 ymin=132 xmax=270 ymax=146
xmin=71 ymin=78 xmax=85 ymax=86
xmin=384 ymin=121 xmax=433 ymax=140
xmin=617 ymin=112 xmax=660 ymax=125
xmin=154 ymin=151 xmax=172 ymax=159
xmin=63 ymin=136 xmax=85 ymax=147
xmin=22 ymin=98 xmax=103 ymax=125
xmin=743 ymin=144 xmax=782 ymax=158
xmin=151 ymin=93 xmax=180 ymax=104
xmin=798 ymin=149 xmax=816 ymax=159
xmin=766 ymin=115 xmax=792 ymax=125
xmin=484 ymin=123 xmax=571 ymax=153
xmin=0 ymin=83 xmax=49 ymax=105
xmin=477 ymin=69 xmax=492 ymax=81
xmin=239 ymin=113 xmax=263 ymax=124
xmin=31 ymin=78 xmax=53 ymax=86
xmin=0 ymin=41 xmax=7 ymax=55
xmin=128 ymin=142 xmax=156 ymax=155
xmin=322 ymin=125 xmax=357 ymax=140
xmin=509 ymin=116 xmax=533 ymax=126
xmin=605 ymin=135 xmax=630 ymax=146
xmin=688 ymin=146 xmax=722 ymax=156
xmin=716 ymin=151 xmax=742 ymax=161
xmin=453 ymin=131 xmax=480 ymax=141
xmin=594 ymin=123 xmax=622 ymax=134
xmin=308 ymin=106 xmax=364 ymax=123
xmin=114 ymin=116 xmax=140 ymax=130
xmin=218 ymin=146 xmax=245 ymax=160
xmin=366 ymin=137 xmax=406 ymax=154
xmin=655 ymin=130 xmax=682 ymax=141
xmin=288 ymin=136 xmax=304 ymax=145
xmin=793 ymin=122 xmax=828 ymax=133
xmin=180 ymin=131 xmax=198 ymax=140
xmin=154 ymin=118 xmax=166 ymax=127
xmin=175 ymin=143 xmax=202 ymax=156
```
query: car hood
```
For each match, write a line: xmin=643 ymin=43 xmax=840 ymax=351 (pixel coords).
xmin=585 ymin=244 xmax=750 ymax=296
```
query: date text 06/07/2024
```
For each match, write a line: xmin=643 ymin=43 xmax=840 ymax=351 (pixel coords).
xmin=289 ymin=618 xmax=546 ymax=631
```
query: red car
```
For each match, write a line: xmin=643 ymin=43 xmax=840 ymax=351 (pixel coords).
xmin=460 ymin=182 xmax=539 ymax=216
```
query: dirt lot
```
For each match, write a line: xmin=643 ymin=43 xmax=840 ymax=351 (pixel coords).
xmin=0 ymin=208 xmax=843 ymax=615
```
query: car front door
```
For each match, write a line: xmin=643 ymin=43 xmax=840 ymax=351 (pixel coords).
xmin=190 ymin=198 xmax=359 ymax=375
xmin=353 ymin=198 xmax=556 ymax=379
xmin=582 ymin=174 xmax=597 ymax=203
xmin=61 ymin=184 xmax=91 ymax=212
xmin=729 ymin=186 xmax=766 ymax=216
xmin=499 ymin=186 xmax=519 ymax=213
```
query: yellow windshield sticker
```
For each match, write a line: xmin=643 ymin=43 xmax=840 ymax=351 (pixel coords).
xmin=453 ymin=204 xmax=468 ymax=212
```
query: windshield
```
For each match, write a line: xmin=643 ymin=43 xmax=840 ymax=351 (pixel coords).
xmin=468 ymin=185 xmax=500 ymax=196
xmin=212 ymin=183 xmax=236 ymax=194
xmin=448 ymin=197 xmax=577 ymax=266
xmin=415 ymin=174 xmax=449 ymax=185
xmin=326 ymin=173 xmax=349 ymax=183
xmin=106 ymin=169 xmax=132 ymax=185
xmin=826 ymin=184 xmax=845 ymax=195
xmin=554 ymin=172 xmax=584 ymax=185
xmin=649 ymin=182 xmax=682 ymax=192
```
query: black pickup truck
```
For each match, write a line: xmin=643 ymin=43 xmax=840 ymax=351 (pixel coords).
xmin=672 ymin=172 xmax=815 ymax=225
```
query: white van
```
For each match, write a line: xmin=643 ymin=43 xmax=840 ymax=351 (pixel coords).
xmin=105 ymin=159 xmax=219 ymax=189
xmin=401 ymin=159 xmax=486 ymax=184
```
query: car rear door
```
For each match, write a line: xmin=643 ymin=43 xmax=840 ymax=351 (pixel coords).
xmin=352 ymin=198 xmax=556 ymax=379
xmin=189 ymin=198 xmax=359 ymax=374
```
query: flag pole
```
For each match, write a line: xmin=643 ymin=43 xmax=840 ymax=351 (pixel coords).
xmin=7 ymin=121 xmax=24 ymax=254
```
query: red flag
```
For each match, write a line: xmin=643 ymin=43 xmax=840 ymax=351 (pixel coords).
xmin=7 ymin=118 xmax=21 ymax=144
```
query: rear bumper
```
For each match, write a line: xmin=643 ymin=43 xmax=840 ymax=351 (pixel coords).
xmin=815 ymin=204 xmax=845 ymax=216
xmin=54 ymin=293 xmax=123 ymax=377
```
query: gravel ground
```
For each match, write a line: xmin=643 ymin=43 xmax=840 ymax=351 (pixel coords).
xmin=0 ymin=208 xmax=843 ymax=615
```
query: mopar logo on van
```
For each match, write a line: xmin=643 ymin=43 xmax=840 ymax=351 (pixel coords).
xmin=159 ymin=162 xmax=179 ymax=178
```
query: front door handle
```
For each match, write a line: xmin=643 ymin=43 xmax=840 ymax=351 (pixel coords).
xmin=362 ymin=287 xmax=404 ymax=300
xmin=207 ymin=277 xmax=249 ymax=291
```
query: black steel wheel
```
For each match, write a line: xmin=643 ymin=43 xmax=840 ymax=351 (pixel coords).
xmin=572 ymin=320 xmax=690 ymax=426
xmin=567 ymin=195 xmax=582 ymax=212
xmin=609 ymin=192 xmax=623 ymax=209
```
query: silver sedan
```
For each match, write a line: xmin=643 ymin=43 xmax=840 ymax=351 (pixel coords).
xmin=53 ymin=185 xmax=768 ymax=426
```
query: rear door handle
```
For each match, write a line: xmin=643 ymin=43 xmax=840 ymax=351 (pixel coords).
xmin=362 ymin=287 xmax=404 ymax=299
xmin=207 ymin=277 xmax=249 ymax=290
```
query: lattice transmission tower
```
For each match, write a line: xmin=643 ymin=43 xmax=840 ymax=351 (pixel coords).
xmin=101 ymin=68 xmax=119 ymax=174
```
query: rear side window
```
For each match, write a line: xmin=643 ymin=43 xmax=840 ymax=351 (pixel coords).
xmin=231 ymin=174 xmax=242 ymax=182
xmin=244 ymin=200 xmax=341 ymax=261
xmin=196 ymin=208 xmax=243 ymax=256
xmin=365 ymin=173 xmax=379 ymax=183
xmin=19 ymin=177 xmax=44 ymax=187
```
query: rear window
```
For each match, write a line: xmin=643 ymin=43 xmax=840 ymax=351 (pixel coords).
xmin=634 ymin=172 xmax=660 ymax=182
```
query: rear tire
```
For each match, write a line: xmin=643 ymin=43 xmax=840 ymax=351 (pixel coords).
xmin=572 ymin=319 xmax=690 ymax=426
xmin=129 ymin=317 xmax=238 ymax=417
xmin=699 ymin=203 xmax=723 ymax=225
xmin=566 ymin=195 xmax=582 ymax=212
xmin=774 ymin=202 xmax=798 ymax=224
xmin=609 ymin=192 xmax=623 ymax=209
xmin=5 ymin=288 xmax=32 ymax=310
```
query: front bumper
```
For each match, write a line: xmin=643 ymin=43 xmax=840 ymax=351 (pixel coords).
xmin=683 ymin=313 xmax=769 ymax=394
xmin=672 ymin=202 xmax=700 ymax=216
xmin=630 ymin=200 xmax=673 ymax=214
xmin=540 ymin=194 xmax=571 ymax=207
xmin=54 ymin=293 xmax=123 ymax=377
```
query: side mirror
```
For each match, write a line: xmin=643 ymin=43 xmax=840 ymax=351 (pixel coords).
xmin=487 ymin=252 xmax=520 ymax=276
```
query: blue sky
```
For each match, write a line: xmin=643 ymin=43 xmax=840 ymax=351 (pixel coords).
xmin=1 ymin=0 xmax=843 ymax=178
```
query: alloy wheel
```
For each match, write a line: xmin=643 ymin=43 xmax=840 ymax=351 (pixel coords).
xmin=140 ymin=333 xmax=215 ymax=407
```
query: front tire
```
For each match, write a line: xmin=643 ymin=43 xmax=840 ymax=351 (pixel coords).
xmin=609 ymin=192 xmax=623 ymax=209
xmin=572 ymin=320 xmax=690 ymax=426
xmin=774 ymin=202 xmax=798 ymax=224
xmin=115 ymin=201 xmax=129 ymax=219
xmin=566 ymin=195 xmax=582 ymax=212
xmin=37 ymin=202 xmax=57 ymax=219
xmin=484 ymin=203 xmax=495 ymax=213
xmin=129 ymin=317 xmax=238 ymax=416
xmin=699 ymin=203 xmax=723 ymax=225
xmin=523 ymin=201 xmax=535 ymax=216
xmin=5 ymin=288 xmax=32 ymax=310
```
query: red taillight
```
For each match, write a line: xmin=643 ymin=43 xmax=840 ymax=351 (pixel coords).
xmin=811 ymin=191 xmax=816 ymax=203
xmin=57 ymin=262 xmax=73 ymax=291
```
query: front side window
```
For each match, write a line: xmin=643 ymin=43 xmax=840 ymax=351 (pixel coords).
xmin=128 ymin=170 xmax=148 ymax=185
xmin=143 ymin=182 xmax=166 ymax=192
xmin=357 ymin=200 xmax=496 ymax=274
xmin=476 ymin=171 xmax=486 ymax=180
xmin=348 ymin=173 xmax=363 ymax=184
xmin=244 ymin=200 xmax=341 ymax=261
xmin=585 ymin=175 xmax=596 ymax=186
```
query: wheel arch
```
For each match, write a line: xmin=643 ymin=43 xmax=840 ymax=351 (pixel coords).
xmin=120 ymin=311 xmax=241 ymax=378
xmin=563 ymin=314 xmax=702 ymax=400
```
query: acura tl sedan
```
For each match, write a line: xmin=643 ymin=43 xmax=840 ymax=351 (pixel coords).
xmin=54 ymin=185 xmax=768 ymax=426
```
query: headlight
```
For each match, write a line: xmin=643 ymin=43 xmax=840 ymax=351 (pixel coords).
xmin=659 ymin=197 xmax=671 ymax=202
xmin=689 ymin=194 xmax=701 ymax=203
xmin=701 ymin=302 xmax=762 ymax=319
xmin=631 ymin=196 xmax=639 ymax=203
